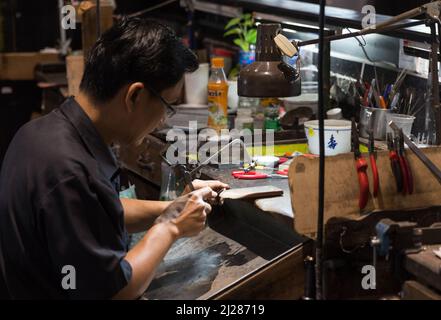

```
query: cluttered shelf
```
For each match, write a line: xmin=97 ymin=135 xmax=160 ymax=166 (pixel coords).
xmin=202 ymin=0 xmax=433 ymax=42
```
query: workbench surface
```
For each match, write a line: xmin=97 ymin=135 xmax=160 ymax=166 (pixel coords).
xmin=142 ymin=226 xmax=270 ymax=300
xmin=121 ymin=144 xmax=301 ymax=300
xmin=201 ymin=166 xmax=294 ymax=219
xmin=405 ymin=245 xmax=441 ymax=292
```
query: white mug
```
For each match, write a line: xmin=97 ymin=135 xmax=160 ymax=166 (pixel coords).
xmin=184 ymin=63 xmax=209 ymax=105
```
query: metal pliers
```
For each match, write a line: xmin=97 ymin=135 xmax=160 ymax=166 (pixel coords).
xmin=397 ymin=129 xmax=414 ymax=195
xmin=352 ymin=119 xmax=369 ymax=209
xmin=387 ymin=133 xmax=403 ymax=193
xmin=368 ymin=132 xmax=379 ymax=197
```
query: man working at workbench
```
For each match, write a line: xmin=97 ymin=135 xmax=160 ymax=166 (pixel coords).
xmin=0 ymin=17 xmax=228 ymax=299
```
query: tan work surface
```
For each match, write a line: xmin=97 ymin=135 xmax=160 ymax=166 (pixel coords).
xmin=289 ymin=147 xmax=441 ymax=237
xmin=220 ymin=186 xmax=283 ymax=200
xmin=0 ymin=52 xmax=59 ymax=80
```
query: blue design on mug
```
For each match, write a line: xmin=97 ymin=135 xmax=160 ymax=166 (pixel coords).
xmin=328 ymin=134 xmax=337 ymax=149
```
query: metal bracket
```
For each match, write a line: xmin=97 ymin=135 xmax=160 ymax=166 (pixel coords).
xmin=425 ymin=1 xmax=441 ymax=23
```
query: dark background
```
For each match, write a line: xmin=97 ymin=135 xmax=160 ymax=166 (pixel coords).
xmin=0 ymin=0 xmax=432 ymax=164
xmin=0 ymin=0 xmax=430 ymax=53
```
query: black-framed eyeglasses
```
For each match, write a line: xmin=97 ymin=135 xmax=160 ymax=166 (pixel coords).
xmin=144 ymin=84 xmax=177 ymax=118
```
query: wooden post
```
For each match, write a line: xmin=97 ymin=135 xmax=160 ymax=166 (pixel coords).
xmin=66 ymin=54 xmax=85 ymax=97
xmin=79 ymin=1 xmax=114 ymax=58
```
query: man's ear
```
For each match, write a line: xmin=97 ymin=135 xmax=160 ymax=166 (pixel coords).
xmin=124 ymin=82 xmax=145 ymax=113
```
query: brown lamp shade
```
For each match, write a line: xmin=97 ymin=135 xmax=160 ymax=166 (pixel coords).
xmin=238 ymin=23 xmax=301 ymax=98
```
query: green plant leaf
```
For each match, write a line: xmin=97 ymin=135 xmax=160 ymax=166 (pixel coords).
xmin=228 ymin=65 xmax=240 ymax=80
xmin=223 ymin=28 xmax=242 ymax=37
xmin=245 ymin=29 xmax=257 ymax=44
xmin=234 ymin=39 xmax=249 ymax=52
xmin=242 ymin=13 xmax=252 ymax=21
xmin=243 ymin=20 xmax=254 ymax=28
xmin=224 ymin=17 xmax=241 ymax=30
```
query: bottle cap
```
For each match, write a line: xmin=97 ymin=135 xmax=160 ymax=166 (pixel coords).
xmin=211 ymin=57 xmax=224 ymax=68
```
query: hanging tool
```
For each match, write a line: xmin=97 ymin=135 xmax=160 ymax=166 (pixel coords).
xmin=389 ymin=121 xmax=441 ymax=185
xmin=397 ymin=129 xmax=414 ymax=194
xmin=371 ymin=79 xmax=382 ymax=108
xmin=387 ymin=133 xmax=403 ymax=193
xmin=368 ymin=132 xmax=379 ymax=197
xmin=352 ymin=119 xmax=369 ymax=209
xmin=363 ymin=82 xmax=371 ymax=107
xmin=394 ymin=134 xmax=408 ymax=195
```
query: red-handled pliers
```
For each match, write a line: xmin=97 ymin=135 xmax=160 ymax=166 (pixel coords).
xmin=397 ymin=129 xmax=413 ymax=194
xmin=352 ymin=119 xmax=369 ymax=209
xmin=387 ymin=133 xmax=403 ymax=193
xmin=232 ymin=171 xmax=269 ymax=180
xmin=368 ymin=132 xmax=379 ymax=197
xmin=231 ymin=169 xmax=288 ymax=180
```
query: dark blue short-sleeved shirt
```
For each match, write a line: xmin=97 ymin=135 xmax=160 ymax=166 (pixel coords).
xmin=0 ymin=97 xmax=132 ymax=299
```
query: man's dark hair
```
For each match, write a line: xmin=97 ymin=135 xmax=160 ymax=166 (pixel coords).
xmin=80 ymin=17 xmax=199 ymax=103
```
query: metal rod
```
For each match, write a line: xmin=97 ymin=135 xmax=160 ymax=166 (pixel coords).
xmin=323 ymin=33 xmax=332 ymax=118
xmin=189 ymin=139 xmax=251 ymax=176
xmin=360 ymin=5 xmax=426 ymax=33
xmin=11 ymin=0 xmax=17 ymax=51
xmin=298 ymin=20 xmax=427 ymax=47
xmin=432 ymin=22 xmax=441 ymax=145
xmin=315 ymin=0 xmax=326 ymax=301
xmin=127 ymin=0 xmax=178 ymax=18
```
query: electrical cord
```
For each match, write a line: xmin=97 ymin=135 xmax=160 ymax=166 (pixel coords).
xmin=339 ymin=227 xmax=368 ymax=254
xmin=347 ymin=28 xmax=382 ymax=91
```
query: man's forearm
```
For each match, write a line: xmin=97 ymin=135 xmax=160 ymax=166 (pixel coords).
xmin=113 ymin=222 xmax=178 ymax=300
xmin=121 ymin=198 xmax=172 ymax=233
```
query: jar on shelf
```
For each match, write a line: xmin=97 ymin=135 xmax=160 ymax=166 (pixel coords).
xmin=235 ymin=108 xmax=254 ymax=130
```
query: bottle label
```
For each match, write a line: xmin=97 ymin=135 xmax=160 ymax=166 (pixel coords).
xmin=208 ymin=88 xmax=228 ymax=132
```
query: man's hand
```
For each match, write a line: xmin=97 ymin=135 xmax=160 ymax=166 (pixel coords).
xmin=155 ymin=187 xmax=217 ymax=238
xmin=183 ymin=179 xmax=229 ymax=195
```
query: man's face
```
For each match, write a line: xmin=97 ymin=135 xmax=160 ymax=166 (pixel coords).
xmin=123 ymin=78 xmax=183 ymax=146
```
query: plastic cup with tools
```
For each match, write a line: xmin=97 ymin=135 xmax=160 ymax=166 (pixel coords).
xmin=386 ymin=113 xmax=415 ymax=137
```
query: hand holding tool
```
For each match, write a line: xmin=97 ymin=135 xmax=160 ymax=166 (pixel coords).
xmin=352 ymin=119 xmax=369 ymax=209
xmin=178 ymin=164 xmax=195 ymax=191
